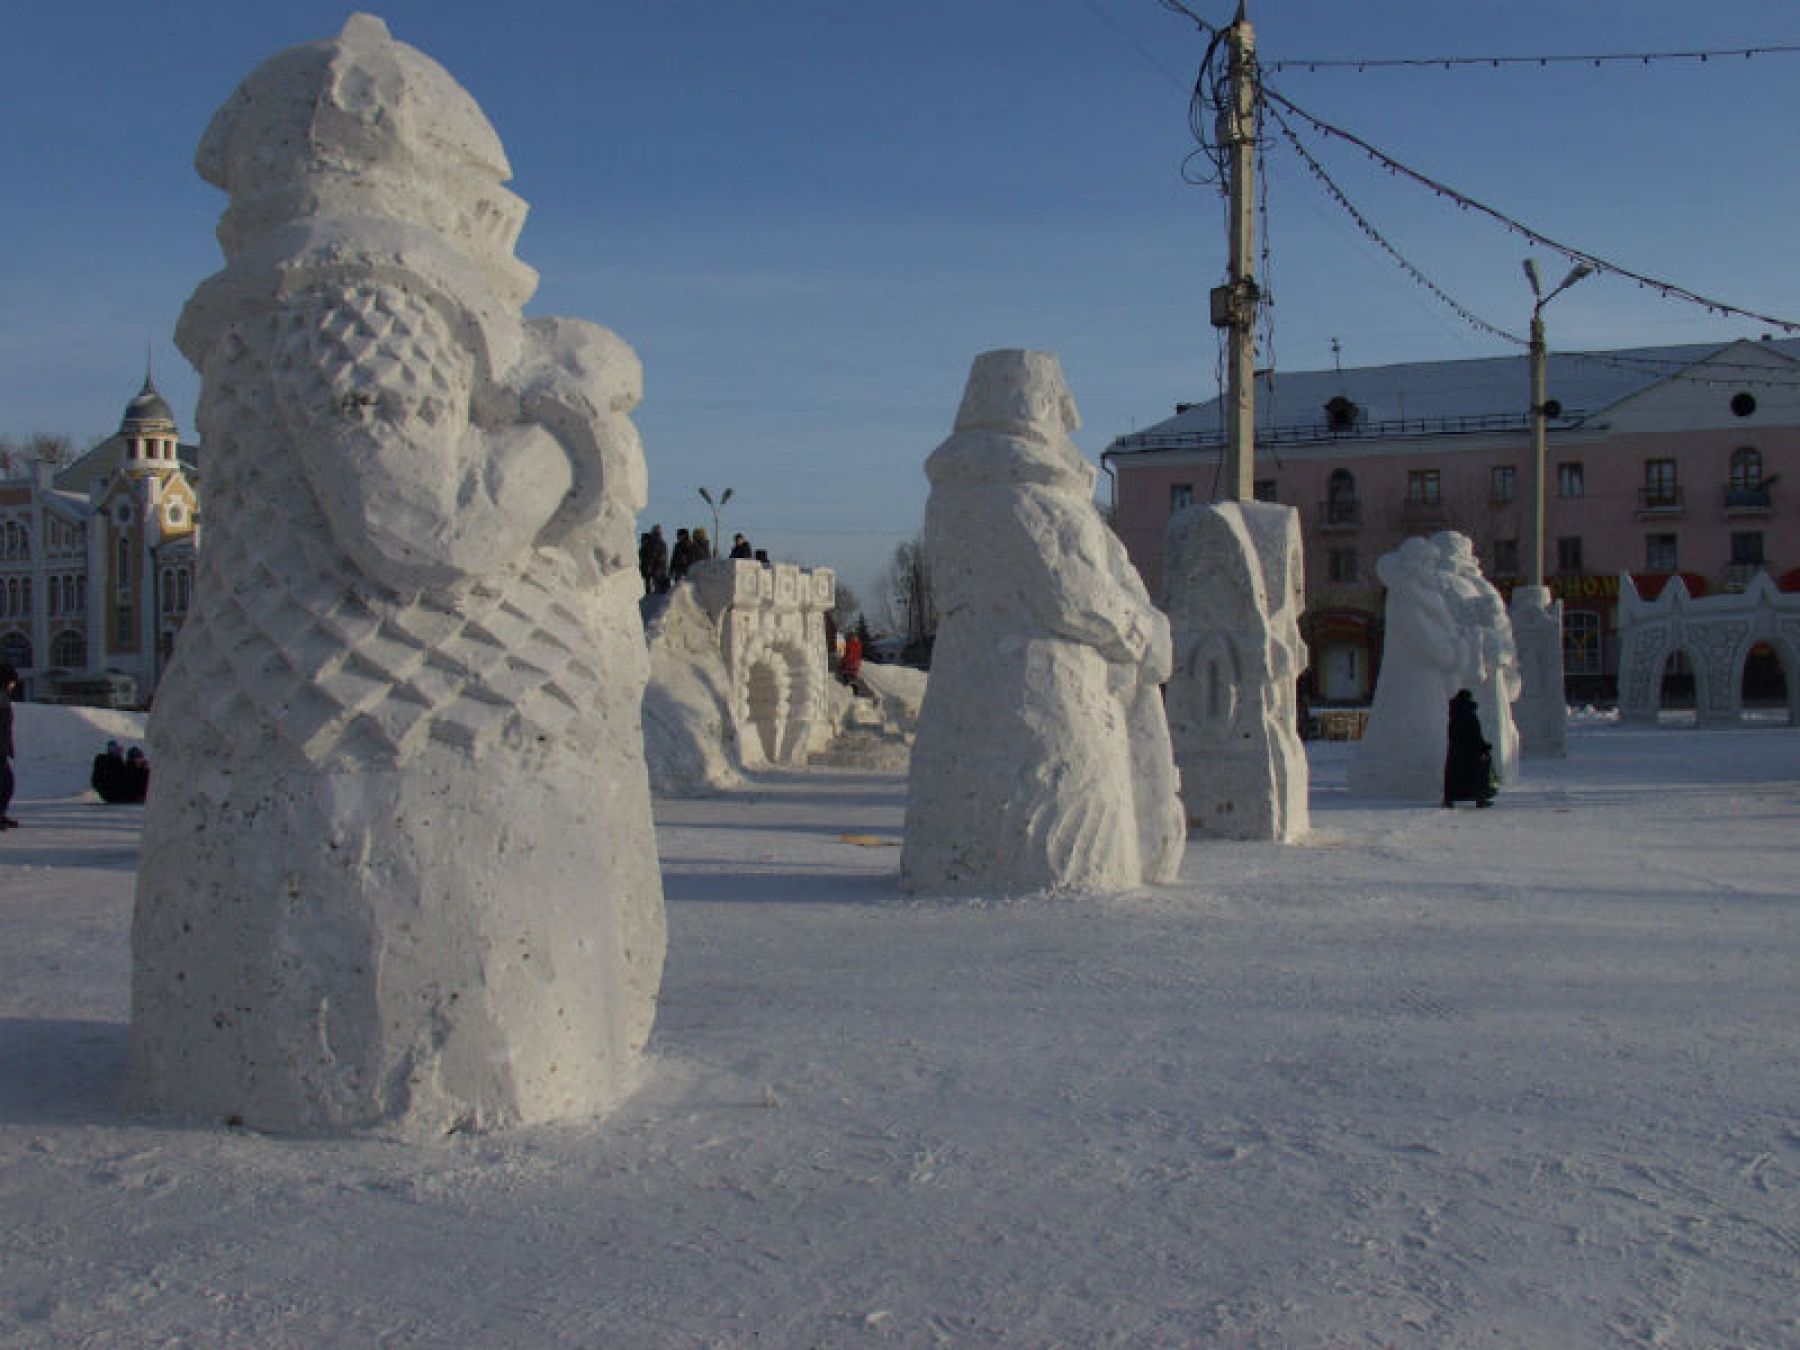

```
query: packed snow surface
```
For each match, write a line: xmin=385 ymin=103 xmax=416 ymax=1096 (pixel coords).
xmin=3 ymin=703 xmax=1798 ymax=1346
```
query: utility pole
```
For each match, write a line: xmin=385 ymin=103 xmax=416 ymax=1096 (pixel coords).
xmin=1211 ymin=3 xmax=1259 ymax=503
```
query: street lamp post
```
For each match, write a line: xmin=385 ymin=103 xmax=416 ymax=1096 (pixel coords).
xmin=697 ymin=486 xmax=733 ymax=555
xmin=1514 ymin=258 xmax=1591 ymax=759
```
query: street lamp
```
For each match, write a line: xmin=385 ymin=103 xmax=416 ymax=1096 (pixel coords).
xmin=1514 ymin=257 xmax=1591 ymax=760
xmin=696 ymin=486 xmax=733 ymax=554
xmin=1523 ymin=259 xmax=1592 ymax=588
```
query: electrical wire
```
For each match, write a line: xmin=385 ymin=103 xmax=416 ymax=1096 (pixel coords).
xmin=1262 ymin=81 xmax=1800 ymax=335
xmin=1264 ymin=99 xmax=1526 ymax=346
xmin=1266 ymin=44 xmax=1800 ymax=74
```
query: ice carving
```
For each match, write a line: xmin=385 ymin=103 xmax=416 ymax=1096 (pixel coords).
xmin=1164 ymin=502 xmax=1309 ymax=840
xmin=902 ymin=350 xmax=1184 ymax=893
xmin=1617 ymin=571 xmax=1800 ymax=727
xmin=1349 ymin=532 xmax=1519 ymax=801
xmin=128 ymin=15 xmax=665 ymax=1136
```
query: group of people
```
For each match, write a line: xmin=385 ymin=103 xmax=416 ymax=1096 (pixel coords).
xmin=638 ymin=524 xmax=770 ymax=594
xmin=92 ymin=739 xmax=152 ymax=804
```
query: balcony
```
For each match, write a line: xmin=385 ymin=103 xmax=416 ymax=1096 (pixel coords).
xmin=1399 ymin=497 xmax=1450 ymax=528
xmin=1723 ymin=484 xmax=1774 ymax=518
xmin=1635 ymin=485 xmax=1685 ymax=517
xmin=1317 ymin=499 xmax=1361 ymax=531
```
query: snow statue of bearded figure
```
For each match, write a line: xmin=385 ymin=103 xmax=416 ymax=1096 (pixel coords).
xmin=1434 ymin=531 xmax=1522 ymax=783
xmin=128 ymin=15 xmax=666 ymax=1137
xmin=1349 ymin=536 xmax=1481 ymax=801
xmin=902 ymin=350 xmax=1184 ymax=894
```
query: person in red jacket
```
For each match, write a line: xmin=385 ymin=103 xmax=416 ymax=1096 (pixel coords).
xmin=839 ymin=633 xmax=863 ymax=686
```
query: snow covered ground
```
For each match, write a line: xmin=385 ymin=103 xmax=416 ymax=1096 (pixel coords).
xmin=2 ymin=703 xmax=1796 ymax=1347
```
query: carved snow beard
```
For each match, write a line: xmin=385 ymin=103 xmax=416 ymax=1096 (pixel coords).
xmin=154 ymin=327 xmax=621 ymax=772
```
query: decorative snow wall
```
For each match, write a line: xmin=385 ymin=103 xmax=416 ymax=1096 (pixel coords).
xmin=688 ymin=558 xmax=837 ymax=766
xmin=1616 ymin=572 xmax=1800 ymax=726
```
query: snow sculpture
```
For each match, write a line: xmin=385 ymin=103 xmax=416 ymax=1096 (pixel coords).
xmin=128 ymin=15 xmax=666 ymax=1136
xmin=902 ymin=350 xmax=1184 ymax=894
xmin=1617 ymin=571 xmax=1800 ymax=727
xmin=1434 ymin=531 xmax=1521 ymax=782
xmin=1509 ymin=584 xmax=1567 ymax=758
xmin=1164 ymin=501 xmax=1309 ymax=841
xmin=642 ymin=586 xmax=746 ymax=797
xmin=1350 ymin=532 xmax=1518 ymax=801
xmin=688 ymin=558 xmax=837 ymax=767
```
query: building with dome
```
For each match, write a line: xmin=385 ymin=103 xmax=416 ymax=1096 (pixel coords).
xmin=0 ymin=375 xmax=200 ymax=703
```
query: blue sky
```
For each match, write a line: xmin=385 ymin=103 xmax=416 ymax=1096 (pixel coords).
xmin=4 ymin=1 xmax=1798 ymax=610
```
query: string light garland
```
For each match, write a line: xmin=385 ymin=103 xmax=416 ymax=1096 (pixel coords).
xmin=1266 ymin=44 xmax=1800 ymax=74
xmin=1261 ymin=82 xmax=1800 ymax=335
xmin=1265 ymin=100 xmax=1526 ymax=347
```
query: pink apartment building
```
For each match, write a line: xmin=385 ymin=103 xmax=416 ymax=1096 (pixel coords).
xmin=1103 ymin=337 xmax=1800 ymax=704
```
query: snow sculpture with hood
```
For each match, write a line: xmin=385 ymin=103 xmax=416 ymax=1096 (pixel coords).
xmin=902 ymin=350 xmax=1184 ymax=894
xmin=129 ymin=15 xmax=665 ymax=1136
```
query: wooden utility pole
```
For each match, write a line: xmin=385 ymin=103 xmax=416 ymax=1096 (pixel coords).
xmin=1217 ymin=4 xmax=1258 ymax=502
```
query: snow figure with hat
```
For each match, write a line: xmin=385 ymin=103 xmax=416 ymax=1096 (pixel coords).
xmin=129 ymin=15 xmax=665 ymax=1136
xmin=902 ymin=349 xmax=1184 ymax=894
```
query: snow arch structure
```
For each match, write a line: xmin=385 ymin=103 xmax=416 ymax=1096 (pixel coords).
xmin=689 ymin=558 xmax=836 ymax=766
xmin=1617 ymin=572 xmax=1800 ymax=727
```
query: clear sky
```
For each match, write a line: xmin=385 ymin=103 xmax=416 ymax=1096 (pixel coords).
xmin=4 ymin=1 xmax=1798 ymax=612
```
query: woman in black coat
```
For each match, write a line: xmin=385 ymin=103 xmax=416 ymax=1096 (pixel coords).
xmin=1443 ymin=688 xmax=1495 ymax=808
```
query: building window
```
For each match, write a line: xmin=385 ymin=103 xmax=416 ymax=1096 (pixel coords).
xmin=1557 ymin=536 xmax=1583 ymax=574
xmin=117 ymin=537 xmax=131 ymax=595
xmin=1491 ymin=539 xmax=1520 ymax=577
xmin=1563 ymin=610 xmax=1602 ymax=676
xmin=1731 ymin=391 xmax=1757 ymax=418
xmin=1643 ymin=458 xmax=1679 ymax=509
xmin=177 ymin=569 xmax=191 ymax=612
xmin=1558 ymin=462 xmax=1585 ymax=498
xmin=1325 ymin=469 xmax=1359 ymax=525
xmin=52 ymin=629 xmax=83 ymax=668
xmin=1729 ymin=447 xmax=1763 ymax=492
xmin=1490 ymin=465 xmax=1516 ymax=503
xmin=1253 ymin=478 xmax=1277 ymax=503
xmin=1406 ymin=469 xmax=1441 ymax=504
xmin=1645 ymin=533 xmax=1678 ymax=572
xmin=0 ymin=631 xmax=30 ymax=669
xmin=1170 ymin=483 xmax=1194 ymax=512
xmin=1327 ymin=547 xmax=1359 ymax=584
xmin=1731 ymin=531 xmax=1765 ymax=566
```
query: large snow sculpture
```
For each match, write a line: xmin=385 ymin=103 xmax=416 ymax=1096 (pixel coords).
xmin=128 ymin=15 xmax=666 ymax=1136
xmin=1164 ymin=501 xmax=1309 ymax=841
xmin=1434 ymin=531 xmax=1521 ymax=783
xmin=1350 ymin=532 xmax=1520 ymax=801
xmin=1617 ymin=571 xmax=1800 ymax=727
xmin=902 ymin=350 xmax=1184 ymax=894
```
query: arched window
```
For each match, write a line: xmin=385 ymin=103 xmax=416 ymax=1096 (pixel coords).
xmin=1730 ymin=447 xmax=1763 ymax=492
xmin=0 ymin=632 xmax=30 ymax=669
xmin=52 ymin=629 xmax=83 ymax=669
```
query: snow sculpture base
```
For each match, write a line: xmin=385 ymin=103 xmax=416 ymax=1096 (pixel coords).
xmin=128 ymin=14 xmax=664 ymax=1137
xmin=131 ymin=744 xmax=662 ymax=1136
xmin=1509 ymin=585 xmax=1567 ymax=758
xmin=903 ymin=349 xmax=1184 ymax=895
xmin=1164 ymin=501 xmax=1309 ymax=841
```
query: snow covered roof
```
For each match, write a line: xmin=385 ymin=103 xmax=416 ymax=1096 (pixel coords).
xmin=1107 ymin=337 xmax=1800 ymax=455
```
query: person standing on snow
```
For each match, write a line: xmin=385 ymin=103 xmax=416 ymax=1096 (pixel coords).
xmin=0 ymin=663 xmax=19 ymax=830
